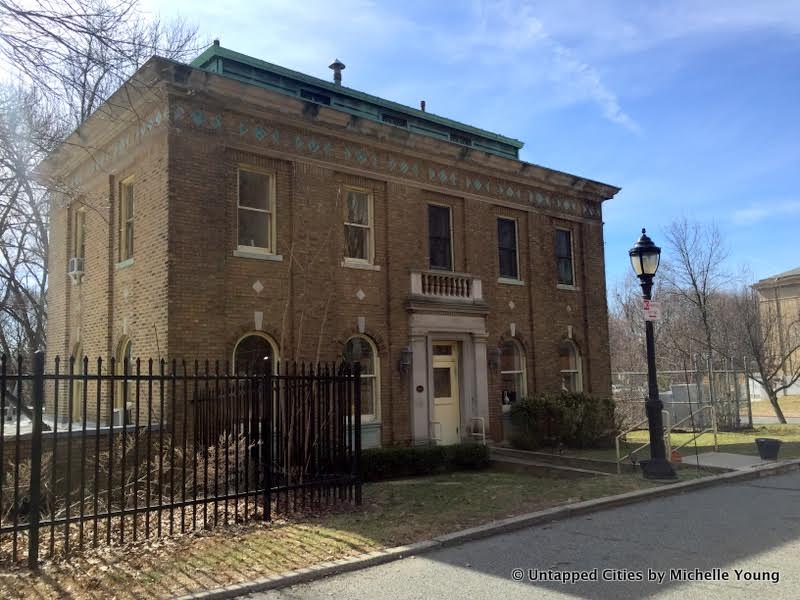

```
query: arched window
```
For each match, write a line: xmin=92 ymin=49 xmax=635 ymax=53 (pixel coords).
xmin=500 ymin=340 xmax=526 ymax=412
xmin=343 ymin=335 xmax=380 ymax=422
xmin=115 ymin=337 xmax=134 ymax=424
xmin=559 ymin=340 xmax=582 ymax=393
xmin=71 ymin=344 xmax=84 ymax=422
xmin=233 ymin=332 xmax=279 ymax=373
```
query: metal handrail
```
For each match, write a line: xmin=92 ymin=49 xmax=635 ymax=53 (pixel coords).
xmin=615 ymin=409 xmax=670 ymax=474
xmin=430 ymin=421 xmax=442 ymax=443
xmin=668 ymin=404 xmax=719 ymax=454
xmin=615 ymin=404 xmax=720 ymax=474
xmin=470 ymin=417 xmax=486 ymax=445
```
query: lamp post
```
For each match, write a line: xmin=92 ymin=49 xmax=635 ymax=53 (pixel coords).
xmin=629 ymin=228 xmax=676 ymax=480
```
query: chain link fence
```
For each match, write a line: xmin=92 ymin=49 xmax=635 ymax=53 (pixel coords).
xmin=613 ymin=358 xmax=753 ymax=432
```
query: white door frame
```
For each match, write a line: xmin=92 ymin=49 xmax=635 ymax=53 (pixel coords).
xmin=408 ymin=312 xmax=489 ymax=445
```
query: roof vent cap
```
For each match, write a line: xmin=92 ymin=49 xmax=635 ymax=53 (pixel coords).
xmin=329 ymin=59 xmax=345 ymax=85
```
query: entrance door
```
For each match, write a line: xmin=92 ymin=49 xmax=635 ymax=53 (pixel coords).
xmin=432 ymin=342 xmax=460 ymax=445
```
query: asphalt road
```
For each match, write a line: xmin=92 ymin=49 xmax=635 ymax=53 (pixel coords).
xmin=752 ymin=416 xmax=800 ymax=424
xmin=248 ymin=471 xmax=800 ymax=600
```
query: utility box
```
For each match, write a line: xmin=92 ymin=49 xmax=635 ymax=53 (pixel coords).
xmin=665 ymin=383 xmax=711 ymax=429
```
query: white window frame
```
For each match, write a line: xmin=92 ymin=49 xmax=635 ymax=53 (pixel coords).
xmin=428 ymin=202 xmax=454 ymax=272
xmin=115 ymin=336 xmax=134 ymax=414
xmin=559 ymin=339 xmax=583 ymax=393
xmin=232 ymin=331 xmax=280 ymax=374
xmin=344 ymin=334 xmax=381 ymax=423
xmin=499 ymin=339 xmax=527 ymax=412
xmin=555 ymin=227 xmax=576 ymax=289
xmin=343 ymin=186 xmax=375 ymax=265
xmin=497 ymin=217 xmax=520 ymax=282
xmin=70 ymin=343 xmax=84 ymax=423
xmin=72 ymin=207 xmax=86 ymax=260
xmin=237 ymin=166 xmax=277 ymax=256
xmin=118 ymin=178 xmax=134 ymax=263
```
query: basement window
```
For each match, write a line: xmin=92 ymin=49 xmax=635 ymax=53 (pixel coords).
xmin=299 ymin=89 xmax=331 ymax=105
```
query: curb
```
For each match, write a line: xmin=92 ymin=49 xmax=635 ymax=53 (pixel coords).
xmin=174 ymin=458 xmax=800 ymax=600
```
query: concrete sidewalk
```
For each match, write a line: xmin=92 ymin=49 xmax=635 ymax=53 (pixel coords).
xmin=680 ymin=452 xmax=771 ymax=470
xmin=253 ymin=470 xmax=800 ymax=599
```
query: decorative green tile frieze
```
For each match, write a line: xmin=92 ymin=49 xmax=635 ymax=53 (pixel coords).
xmin=166 ymin=102 xmax=602 ymax=220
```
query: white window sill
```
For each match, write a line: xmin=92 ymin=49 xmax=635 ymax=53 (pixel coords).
xmin=557 ymin=283 xmax=578 ymax=291
xmin=115 ymin=258 xmax=134 ymax=271
xmin=498 ymin=277 xmax=525 ymax=286
xmin=341 ymin=259 xmax=381 ymax=271
xmin=234 ymin=249 xmax=283 ymax=262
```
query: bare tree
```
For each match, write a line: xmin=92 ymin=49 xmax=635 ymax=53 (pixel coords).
xmin=733 ymin=283 xmax=800 ymax=423
xmin=660 ymin=217 xmax=731 ymax=361
xmin=0 ymin=87 xmax=63 ymax=355
xmin=1 ymin=0 xmax=200 ymax=126
xmin=609 ymin=272 xmax=695 ymax=373
xmin=0 ymin=0 xmax=200 ymax=354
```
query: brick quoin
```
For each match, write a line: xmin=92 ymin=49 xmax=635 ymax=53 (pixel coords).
xmin=41 ymin=49 xmax=620 ymax=447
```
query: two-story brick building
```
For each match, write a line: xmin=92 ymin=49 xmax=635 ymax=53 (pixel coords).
xmin=754 ymin=267 xmax=800 ymax=397
xmin=41 ymin=43 xmax=620 ymax=447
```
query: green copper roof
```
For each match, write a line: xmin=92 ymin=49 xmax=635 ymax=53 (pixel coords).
xmin=190 ymin=45 xmax=524 ymax=160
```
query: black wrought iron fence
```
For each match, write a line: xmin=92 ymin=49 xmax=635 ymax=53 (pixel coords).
xmin=0 ymin=352 xmax=362 ymax=568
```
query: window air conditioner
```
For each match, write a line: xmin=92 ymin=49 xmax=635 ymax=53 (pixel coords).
xmin=68 ymin=257 xmax=85 ymax=284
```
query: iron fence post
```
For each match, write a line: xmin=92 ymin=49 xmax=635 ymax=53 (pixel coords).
xmin=263 ymin=362 xmax=272 ymax=521
xmin=28 ymin=350 xmax=45 ymax=569
xmin=353 ymin=363 xmax=362 ymax=506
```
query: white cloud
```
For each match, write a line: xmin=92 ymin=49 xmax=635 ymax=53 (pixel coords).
xmin=427 ymin=0 xmax=641 ymax=133
xmin=521 ymin=0 xmax=800 ymax=59
xmin=142 ymin=0 xmax=800 ymax=137
xmin=732 ymin=200 xmax=800 ymax=226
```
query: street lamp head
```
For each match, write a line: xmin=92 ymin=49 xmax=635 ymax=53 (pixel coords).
xmin=629 ymin=228 xmax=661 ymax=278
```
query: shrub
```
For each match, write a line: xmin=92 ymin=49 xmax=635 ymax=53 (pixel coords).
xmin=360 ymin=446 xmax=445 ymax=482
xmin=360 ymin=443 xmax=490 ymax=482
xmin=443 ymin=443 xmax=490 ymax=470
xmin=509 ymin=392 xmax=617 ymax=450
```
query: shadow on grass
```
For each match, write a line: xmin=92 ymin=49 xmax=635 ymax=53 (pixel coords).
xmin=0 ymin=468 xmax=728 ymax=599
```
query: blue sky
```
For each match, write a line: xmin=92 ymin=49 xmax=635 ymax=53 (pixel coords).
xmin=144 ymin=0 xmax=800 ymax=287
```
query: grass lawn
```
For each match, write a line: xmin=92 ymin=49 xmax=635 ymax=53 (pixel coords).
xmin=0 ymin=469 xmax=686 ymax=599
xmin=567 ymin=424 xmax=800 ymax=462
xmin=746 ymin=395 xmax=800 ymax=418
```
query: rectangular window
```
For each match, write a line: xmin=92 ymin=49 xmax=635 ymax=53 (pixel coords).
xmin=72 ymin=208 xmax=86 ymax=259
xmin=238 ymin=168 xmax=275 ymax=253
xmin=497 ymin=217 xmax=518 ymax=279
xmin=428 ymin=204 xmax=452 ymax=270
xmin=381 ymin=113 xmax=408 ymax=128
xmin=555 ymin=228 xmax=574 ymax=286
xmin=300 ymin=89 xmax=331 ymax=105
xmin=118 ymin=179 xmax=134 ymax=261
xmin=343 ymin=188 xmax=373 ymax=262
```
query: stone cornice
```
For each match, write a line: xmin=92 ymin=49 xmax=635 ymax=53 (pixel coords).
xmin=38 ymin=56 xmax=621 ymax=222
xmin=37 ymin=61 xmax=171 ymax=182
xmin=404 ymin=299 xmax=490 ymax=316
xmin=167 ymin=89 xmax=609 ymax=221
xmin=754 ymin=274 xmax=800 ymax=291
xmin=173 ymin=71 xmax=619 ymax=202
